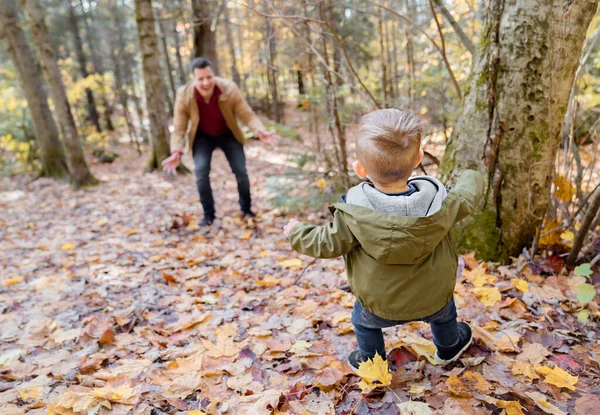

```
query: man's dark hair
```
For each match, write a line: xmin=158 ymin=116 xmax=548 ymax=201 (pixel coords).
xmin=191 ymin=57 xmax=213 ymax=72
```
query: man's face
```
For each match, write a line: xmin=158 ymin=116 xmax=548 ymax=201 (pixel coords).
xmin=193 ymin=66 xmax=216 ymax=99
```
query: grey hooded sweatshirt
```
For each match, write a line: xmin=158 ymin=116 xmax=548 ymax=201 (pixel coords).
xmin=346 ymin=176 xmax=448 ymax=217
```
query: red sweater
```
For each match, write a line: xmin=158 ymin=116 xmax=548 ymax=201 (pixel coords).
xmin=195 ymin=86 xmax=229 ymax=137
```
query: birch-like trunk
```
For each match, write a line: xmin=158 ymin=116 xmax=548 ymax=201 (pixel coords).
xmin=439 ymin=0 xmax=598 ymax=261
xmin=21 ymin=0 xmax=96 ymax=187
xmin=134 ymin=0 xmax=171 ymax=171
xmin=0 ymin=0 xmax=69 ymax=179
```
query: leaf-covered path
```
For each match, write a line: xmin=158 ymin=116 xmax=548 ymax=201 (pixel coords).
xmin=1 ymin=143 xmax=599 ymax=414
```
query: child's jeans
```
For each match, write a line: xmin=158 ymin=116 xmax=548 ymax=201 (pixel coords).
xmin=351 ymin=297 xmax=458 ymax=359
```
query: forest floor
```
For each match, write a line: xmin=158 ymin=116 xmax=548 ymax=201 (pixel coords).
xmin=0 ymin=135 xmax=599 ymax=415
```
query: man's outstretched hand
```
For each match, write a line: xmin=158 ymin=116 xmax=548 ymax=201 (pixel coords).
xmin=162 ymin=152 xmax=182 ymax=175
xmin=257 ymin=129 xmax=280 ymax=145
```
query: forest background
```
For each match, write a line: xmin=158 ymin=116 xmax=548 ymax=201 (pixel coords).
xmin=1 ymin=0 xmax=600 ymax=414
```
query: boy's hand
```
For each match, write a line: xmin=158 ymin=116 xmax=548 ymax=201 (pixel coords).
xmin=283 ymin=219 xmax=301 ymax=237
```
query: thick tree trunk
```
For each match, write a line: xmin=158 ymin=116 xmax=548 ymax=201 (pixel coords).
xmin=134 ymin=0 xmax=171 ymax=171
xmin=78 ymin=0 xmax=115 ymax=131
xmin=439 ymin=0 xmax=598 ymax=261
xmin=0 ymin=0 xmax=69 ymax=179
xmin=191 ymin=0 xmax=219 ymax=73
xmin=21 ymin=0 xmax=96 ymax=187
xmin=68 ymin=2 xmax=102 ymax=133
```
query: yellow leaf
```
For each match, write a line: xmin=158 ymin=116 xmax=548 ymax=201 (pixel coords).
xmin=240 ymin=230 xmax=253 ymax=240
xmin=149 ymin=255 xmax=163 ymax=262
xmin=496 ymin=400 xmax=525 ymax=415
xmin=554 ymin=175 xmax=576 ymax=202
xmin=18 ymin=386 xmax=44 ymax=400
xmin=539 ymin=219 xmax=561 ymax=246
xmin=511 ymin=362 xmax=539 ymax=379
xmin=61 ymin=244 xmax=75 ymax=251
xmin=278 ymin=258 xmax=302 ymax=268
xmin=446 ymin=372 xmax=491 ymax=398
xmin=534 ymin=365 xmax=578 ymax=391
xmin=356 ymin=352 xmax=392 ymax=393
xmin=316 ymin=178 xmax=327 ymax=191
xmin=188 ymin=411 xmax=207 ymax=415
xmin=258 ymin=250 xmax=270 ymax=257
xmin=2 ymin=276 xmax=24 ymax=286
xmin=91 ymin=385 xmax=135 ymax=403
xmin=561 ymin=230 xmax=574 ymax=243
xmin=511 ymin=278 xmax=529 ymax=293
xmin=473 ymin=286 xmax=502 ymax=307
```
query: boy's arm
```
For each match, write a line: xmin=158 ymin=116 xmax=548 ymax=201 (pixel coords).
xmin=451 ymin=169 xmax=486 ymax=223
xmin=287 ymin=211 xmax=358 ymax=259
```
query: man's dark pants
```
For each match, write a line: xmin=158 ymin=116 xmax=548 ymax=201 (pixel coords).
xmin=192 ymin=130 xmax=251 ymax=218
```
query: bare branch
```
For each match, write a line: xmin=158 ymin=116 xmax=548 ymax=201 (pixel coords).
xmin=428 ymin=0 xmax=462 ymax=100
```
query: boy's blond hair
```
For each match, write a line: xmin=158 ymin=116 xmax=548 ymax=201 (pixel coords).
xmin=356 ymin=109 xmax=423 ymax=184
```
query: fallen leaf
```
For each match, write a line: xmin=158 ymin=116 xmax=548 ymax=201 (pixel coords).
xmin=356 ymin=352 xmax=392 ymax=393
xmin=18 ymin=385 xmax=44 ymax=400
xmin=525 ymin=391 xmax=566 ymax=415
xmin=553 ymin=175 xmax=575 ymax=202
xmin=61 ymin=243 xmax=75 ymax=251
xmin=534 ymin=365 xmax=578 ymax=391
xmin=575 ymin=394 xmax=600 ymax=415
xmin=278 ymin=258 xmax=302 ymax=268
xmin=577 ymin=283 xmax=596 ymax=305
xmin=511 ymin=278 xmax=529 ymax=293
xmin=2 ymin=276 xmax=24 ymax=286
xmin=446 ymin=372 xmax=491 ymax=398
xmin=511 ymin=362 xmax=540 ymax=380
xmin=240 ymin=230 xmax=253 ymax=240
xmin=473 ymin=286 xmax=502 ymax=307
xmin=397 ymin=400 xmax=433 ymax=415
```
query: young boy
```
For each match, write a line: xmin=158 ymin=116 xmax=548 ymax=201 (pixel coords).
xmin=283 ymin=109 xmax=485 ymax=370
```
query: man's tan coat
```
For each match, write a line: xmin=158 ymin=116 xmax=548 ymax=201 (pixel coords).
xmin=171 ymin=77 xmax=264 ymax=154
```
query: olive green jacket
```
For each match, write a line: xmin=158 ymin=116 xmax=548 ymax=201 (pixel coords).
xmin=288 ymin=170 xmax=485 ymax=320
xmin=170 ymin=77 xmax=265 ymax=154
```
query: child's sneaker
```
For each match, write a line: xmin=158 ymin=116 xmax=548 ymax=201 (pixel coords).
xmin=434 ymin=322 xmax=473 ymax=366
xmin=348 ymin=350 xmax=370 ymax=374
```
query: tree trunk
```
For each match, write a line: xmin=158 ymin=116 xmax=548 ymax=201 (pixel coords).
xmin=223 ymin=4 xmax=241 ymax=87
xmin=157 ymin=13 xmax=175 ymax=114
xmin=166 ymin=0 xmax=187 ymax=85
xmin=78 ymin=0 xmax=115 ymax=131
xmin=107 ymin=6 xmax=141 ymax=153
xmin=264 ymin=2 xmax=280 ymax=123
xmin=134 ymin=0 xmax=171 ymax=170
xmin=405 ymin=0 xmax=415 ymax=110
xmin=438 ymin=0 xmax=598 ymax=261
xmin=377 ymin=3 xmax=388 ymax=107
xmin=21 ymin=0 xmax=96 ymax=187
xmin=319 ymin=1 xmax=348 ymax=187
xmin=67 ymin=2 xmax=102 ymax=133
xmin=0 ymin=0 xmax=69 ymax=179
xmin=191 ymin=0 xmax=219 ymax=73
xmin=432 ymin=0 xmax=475 ymax=54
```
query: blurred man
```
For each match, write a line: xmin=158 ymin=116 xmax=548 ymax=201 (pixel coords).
xmin=162 ymin=57 xmax=278 ymax=225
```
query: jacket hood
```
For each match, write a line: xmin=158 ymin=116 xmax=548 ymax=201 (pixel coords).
xmin=330 ymin=193 xmax=459 ymax=265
